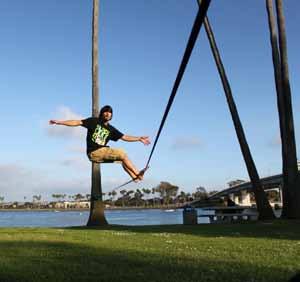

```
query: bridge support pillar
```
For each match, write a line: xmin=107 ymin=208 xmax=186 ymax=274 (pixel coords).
xmin=234 ymin=195 xmax=240 ymax=204
xmin=241 ymin=190 xmax=251 ymax=206
xmin=278 ymin=186 xmax=283 ymax=203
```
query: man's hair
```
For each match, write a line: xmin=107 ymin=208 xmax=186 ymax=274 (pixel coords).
xmin=99 ymin=105 xmax=113 ymax=121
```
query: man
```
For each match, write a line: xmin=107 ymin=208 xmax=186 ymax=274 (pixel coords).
xmin=49 ymin=105 xmax=150 ymax=182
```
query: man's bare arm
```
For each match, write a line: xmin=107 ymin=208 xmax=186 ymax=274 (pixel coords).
xmin=121 ymin=135 xmax=150 ymax=145
xmin=49 ymin=120 xmax=82 ymax=127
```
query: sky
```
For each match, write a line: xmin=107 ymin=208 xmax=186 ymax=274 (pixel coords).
xmin=0 ymin=0 xmax=300 ymax=201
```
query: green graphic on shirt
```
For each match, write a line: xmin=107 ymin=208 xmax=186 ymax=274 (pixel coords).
xmin=92 ymin=125 xmax=110 ymax=146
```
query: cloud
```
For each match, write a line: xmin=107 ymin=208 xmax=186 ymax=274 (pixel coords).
xmin=0 ymin=162 xmax=159 ymax=202
xmin=0 ymin=163 xmax=90 ymax=201
xmin=46 ymin=106 xmax=86 ymax=139
xmin=68 ymin=146 xmax=86 ymax=154
xmin=0 ymin=164 xmax=32 ymax=189
xmin=0 ymin=164 xmax=44 ymax=200
xmin=60 ymin=156 xmax=90 ymax=170
xmin=171 ymin=137 xmax=202 ymax=150
xmin=268 ymin=134 xmax=281 ymax=147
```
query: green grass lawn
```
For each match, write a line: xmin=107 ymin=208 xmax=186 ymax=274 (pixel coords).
xmin=0 ymin=220 xmax=299 ymax=282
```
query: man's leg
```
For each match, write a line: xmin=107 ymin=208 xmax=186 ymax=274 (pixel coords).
xmin=121 ymin=163 xmax=138 ymax=182
xmin=122 ymin=156 xmax=144 ymax=181
xmin=100 ymin=148 xmax=145 ymax=181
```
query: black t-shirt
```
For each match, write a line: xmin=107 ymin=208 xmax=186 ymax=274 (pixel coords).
xmin=81 ymin=117 xmax=124 ymax=155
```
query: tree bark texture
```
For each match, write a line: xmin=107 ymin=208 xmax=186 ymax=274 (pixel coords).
xmin=87 ymin=0 xmax=108 ymax=226
xmin=275 ymin=0 xmax=299 ymax=218
xmin=265 ymin=0 xmax=290 ymax=217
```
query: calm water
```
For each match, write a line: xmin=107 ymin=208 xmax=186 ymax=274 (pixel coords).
xmin=0 ymin=209 xmax=209 ymax=227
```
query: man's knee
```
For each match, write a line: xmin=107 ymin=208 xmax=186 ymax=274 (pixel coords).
xmin=118 ymin=149 xmax=127 ymax=161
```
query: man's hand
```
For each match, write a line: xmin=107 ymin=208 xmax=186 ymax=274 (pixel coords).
xmin=49 ymin=120 xmax=60 ymax=125
xmin=140 ymin=136 xmax=151 ymax=145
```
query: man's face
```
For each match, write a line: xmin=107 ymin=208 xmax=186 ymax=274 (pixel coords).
xmin=102 ymin=111 xmax=112 ymax=122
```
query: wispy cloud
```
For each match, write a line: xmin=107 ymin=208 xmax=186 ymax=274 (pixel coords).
xmin=60 ymin=156 xmax=89 ymax=170
xmin=268 ymin=134 xmax=281 ymax=147
xmin=68 ymin=146 xmax=86 ymax=154
xmin=46 ymin=106 xmax=85 ymax=139
xmin=0 ymin=162 xmax=159 ymax=201
xmin=171 ymin=137 xmax=202 ymax=150
xmin=0 ymin=163 xmax=90 ymax=201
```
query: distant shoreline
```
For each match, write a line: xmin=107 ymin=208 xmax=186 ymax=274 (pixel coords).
xmin=0 ymin=206 xmax=180 ymax=212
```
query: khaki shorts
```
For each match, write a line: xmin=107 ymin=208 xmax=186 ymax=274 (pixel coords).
xmin=88 ymin=147 xmax=126 ymax=163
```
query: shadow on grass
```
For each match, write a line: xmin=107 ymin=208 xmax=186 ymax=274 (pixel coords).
xmin=67 ymin=219 xmax=300 ymax=241
xmin=0 ymin=240 xmax=296 ymax=282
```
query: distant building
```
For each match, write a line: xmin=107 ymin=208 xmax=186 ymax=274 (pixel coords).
xmin=227 ymin=179 xmax=246 ymax=188
xmin=54 ymin=201 xmax=90 ymax=209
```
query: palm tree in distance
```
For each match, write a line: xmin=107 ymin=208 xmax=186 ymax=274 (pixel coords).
xmin=87 ymin=0 xmax=108 ymax=226
xmin=197 ymin=0 xmax=275 ymax=219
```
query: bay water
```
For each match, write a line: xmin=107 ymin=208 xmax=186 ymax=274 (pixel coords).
xmin=0 ymin=209 xmax=209 ymax=227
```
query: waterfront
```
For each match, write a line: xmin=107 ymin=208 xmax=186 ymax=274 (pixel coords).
xmin=0 ymin=209 xmax=210 ymax=227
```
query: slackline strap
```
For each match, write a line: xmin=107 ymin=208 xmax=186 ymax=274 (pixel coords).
xmin=145 ymin=0 xmax=211 ymax=168
xmin=113 ymin=0 xmax=211 ymax=191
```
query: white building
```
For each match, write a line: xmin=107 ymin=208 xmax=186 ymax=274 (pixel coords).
xmin=54 ymin=201 xmax=90 ymax=209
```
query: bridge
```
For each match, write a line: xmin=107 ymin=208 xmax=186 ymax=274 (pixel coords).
xmin=190 ymin=173 xmax=286 ymax=207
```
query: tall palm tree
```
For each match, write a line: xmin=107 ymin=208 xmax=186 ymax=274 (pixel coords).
xmin=265 ymin=0 xmax=289 ymax=216
xmin=275 ymin=0 xmax=299 ymax=218
xmin=197 ymin=0 xmax=275 ymax=219
xmin=87 ymin=0 xmax=108 ymax=226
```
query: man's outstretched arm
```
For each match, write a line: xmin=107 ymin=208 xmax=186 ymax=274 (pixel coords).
xmin=49 ymin=120 xmax=82 ymax=127
xmin=121 ymin=135 xmax=150 ymax=145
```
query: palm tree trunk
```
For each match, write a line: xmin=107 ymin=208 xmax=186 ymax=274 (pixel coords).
xmin=197 ymin=1 xmax=274 ymax=219
xmin=265 ymin=0 xmax=289 ymax=217
xmin=275 ymin=0 xmax=299 ymax=218
xmin=87 ymin=0 xmax=108 ymax=226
